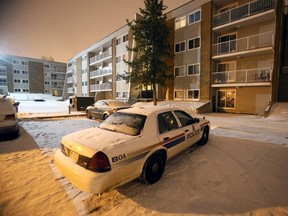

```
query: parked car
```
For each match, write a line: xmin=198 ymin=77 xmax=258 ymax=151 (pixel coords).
xmin=54 ymin=106 xmax=210 ymax=194
xmin=86 ymin=99 xmax=130 ymax=120
xmin=0 ymin=95 xmax=19 ymax=139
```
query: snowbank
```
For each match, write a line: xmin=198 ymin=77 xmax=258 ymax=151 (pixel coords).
xmin=1 ymin=99 xmax=288 ymax=215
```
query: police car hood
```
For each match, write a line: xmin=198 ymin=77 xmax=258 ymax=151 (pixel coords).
xmin=61 ymin=127 xmax=136 ymax=152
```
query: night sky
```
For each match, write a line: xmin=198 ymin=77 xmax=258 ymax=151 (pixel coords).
xmin=0 ymin=0 xmax=191 ymax=62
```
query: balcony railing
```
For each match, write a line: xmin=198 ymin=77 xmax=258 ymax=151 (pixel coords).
xmin=67 ymin=77 xmax=74 ymax=83
xmin=67 ymin=66 xmax=75 ymax=73
xmin=212 ymin=67 xmax=272 ymax=85
xmin=213 ymin=0 xmax=275 ymax=27
xmin=67 ymin=87 xmax=75 ymax=94
xmin=90 ymin=83 xmax=112 ymax=91
xmin=90 ymin=67 xmax=112 ymax=78
xmin=90 ymin=48 xmax=112 ymax=65
xmin=0 ymin=71 xmax=7 ymax=77
xmin=212 ymin=32 xmax=273 ymax=56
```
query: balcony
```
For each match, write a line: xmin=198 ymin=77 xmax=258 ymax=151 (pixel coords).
xmin=213 ymin=0 xmax=275 ymax=32
xmin=67 ymin=77 xmax=74 ymax=83
xmin=67 ymin=87 xmax=75 ymax=94
xmin=0 ymin=71 xmax=7 ymax=77
xmin=90 ymin=83 xmax=112 ymax=92
xmin=90 ymin=48 xmax=112 ymax=66
xmin=90 ymin=67 xmax=112 ymax=79
xmin=212 ymin=67 xmax=272 ymax=87
xmin=67 ymin=66 xmax=75 ymax=74
xmin=212 ymin=32 xmax=274 ymax=59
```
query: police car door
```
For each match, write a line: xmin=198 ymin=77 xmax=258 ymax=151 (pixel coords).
xmin=173 ymin=110 xmax=200 ymax=148
xmin=157 ymin=111 xmax=186 ymax=158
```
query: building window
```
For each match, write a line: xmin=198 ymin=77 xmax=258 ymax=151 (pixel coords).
xmin=44 ymin=64 xmax=50 ymax=68
xmin=116 ymin=37 xmax=121 ymax=45
xmin=23 ymin=89 xmax=29 ymax=92
xmin=51 ymin=74 xmax=57 ymax=80
xmin=188 ymin=10 xmax=201 ymax=25
xmin=21 ymin=61 xmax=28 ymax=65
xmin=175 ymin=41 xmax=186 ymax=53
xmin=175 ymin=16 xmax=186 ymax=29
xmin=187 ymin=64 xmax=200 ymax=75
xmin=13 ymin=60 xmax=20 ymax=64
xmin=14 ymin=88 xmax=21 ymax=92
xmin=0 ymin=78 xmax=7 ymax=86
xmin=217 ymin=90 xmax=236 ymax=109
xmin=22 ymin=80 xmax=29 ymax=84
xmin=123 ymin=92 xmax=128 ymax=98
xmin=123 ymin=34 xmax=128 ymax=43
xmin=22 ymin=70 xmax=28 ymax=75
xmin=45 ymin=81 xmax=50 ymax=85
xmin=174 ymin=90 xmax=185 ymax=100
xmin=116 ymin=56 xmax=121 ymax=63
xmin=0 ymin=69 xmax=7 ymax=76
xmin=14 ymin=79 xmax=21 ymax=83
xmin=116 ymin=92 xmax=122 ymax=98
xmin=13 ymin=70 xmax=20 ymax=74
xmin=188 ymin=37 xmax=200 ymax=50
xmin=174 ymin=66 xmax=185 ymax=77
xmin=187 ymin=89 xmax=199 ymax=100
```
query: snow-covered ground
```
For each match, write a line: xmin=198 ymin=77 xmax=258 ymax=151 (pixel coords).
xmin=0 ymin=95 xmax=288 ymax=215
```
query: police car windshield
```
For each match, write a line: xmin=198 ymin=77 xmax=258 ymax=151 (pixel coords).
xmin=99 ymin=112 xmax=146 ymax=136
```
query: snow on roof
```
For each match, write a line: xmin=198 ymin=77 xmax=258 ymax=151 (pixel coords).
xmin=119 ymin=106 xmax=179 ymax=116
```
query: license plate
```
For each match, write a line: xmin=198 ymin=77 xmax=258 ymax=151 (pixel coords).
xmin=69 ymin=150 xmax=79 ymax=162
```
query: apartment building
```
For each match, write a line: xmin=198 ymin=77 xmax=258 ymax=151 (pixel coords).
xmin=165 ymin=0 xmax=212 ymax=103
xmin=0 ymin=54 xmax=66 ymax=96
xmin=66 ymin=0 xmax=286 ymax=115
xmin=65 ymin=25 xmax=131 ymax=102
xmin=210 ymin=0 xmax=286 ymax=115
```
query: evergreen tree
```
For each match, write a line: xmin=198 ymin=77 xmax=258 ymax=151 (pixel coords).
xmin=125 ymin=0 xmax=173 ymax=105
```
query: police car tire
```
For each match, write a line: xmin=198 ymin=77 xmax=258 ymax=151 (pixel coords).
xmin=142 ymin=152 xmax=165 ymax=184
xmin=103 ymin=114 xmax=109 ymax=120
xmin=86 ymin=111 xmax=92 ymax=119
xmin=200 ymin=126 xmax=209 ymax=145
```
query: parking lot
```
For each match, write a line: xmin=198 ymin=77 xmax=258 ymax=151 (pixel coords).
xmin=0 ymin=98 xmax=288 ymax=216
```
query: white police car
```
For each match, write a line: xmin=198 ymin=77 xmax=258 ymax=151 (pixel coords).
xmin=54 ymin=106 xmax=210 ymax=194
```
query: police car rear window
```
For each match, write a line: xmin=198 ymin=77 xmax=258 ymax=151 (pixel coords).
xmin=99 ymin=112 xmax=146 ymax=136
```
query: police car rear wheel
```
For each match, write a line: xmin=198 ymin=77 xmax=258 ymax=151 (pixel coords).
xmin=142 ymin=152 xmax=165 ymax=184
xmin=200 ymin=127 xmax=209 ymax=145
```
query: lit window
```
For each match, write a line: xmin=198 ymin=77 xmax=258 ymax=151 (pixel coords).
xmin=174 ymin=90 xmax=185 ymax=100
xmin=175 ymin=16 xmax=186 ymax=29
xmin=218 ymin=90 xmax=236 ymax=109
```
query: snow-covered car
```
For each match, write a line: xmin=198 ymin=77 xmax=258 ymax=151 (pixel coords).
xmin=54 ymin=106 xmax=210 ymax=194
xmin=86 ymin=99 xmax=130 ymax=120
xmin=0 ymin=95 xmax=19 ymax=139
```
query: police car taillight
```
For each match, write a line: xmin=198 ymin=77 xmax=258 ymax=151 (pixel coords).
xmin=87 ymin=151 xmax=111 ymax=172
